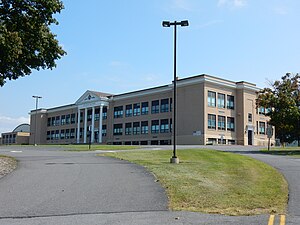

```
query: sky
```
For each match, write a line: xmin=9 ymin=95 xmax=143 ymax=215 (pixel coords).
xmin=0 ymin=0 xmax=300 ymax=135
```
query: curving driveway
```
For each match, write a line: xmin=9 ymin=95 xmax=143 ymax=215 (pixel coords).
xmin=0 ymin=145 xmax=299 ymax=225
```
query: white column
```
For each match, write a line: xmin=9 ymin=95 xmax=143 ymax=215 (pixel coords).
xmin=98 ymin=105 xmax=103 ymax=143
xmin=83 ymin=108 xmax=88 ymax=143
xmin=76 ymin=108 xmax=81 ymax=143
xmin=91 ymin=106 xmax=95 ymax=143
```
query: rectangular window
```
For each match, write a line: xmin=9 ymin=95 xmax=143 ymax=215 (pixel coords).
xmin=125 ymin=122 xmax=132 ymax=135
xmin=259 ymin=122 xmax=265 ymax=134
xmin=151 ymin=100 xmax=159 ymax=114
xmin=218 ymin=139 xmax=226 ymax=144
xmin=160 ymin=99 xmax=169 ymax=113
xmin=125 ymin=104 xmax=133 ymax=117
xmin=55 ymin=130 xmax=59 ymax=140
xmin=47 ymin=118 xmax=51 ymax=126
xmin=228 ymin=140 xmax=236 ymax=145
xmin=51 ymin=117 xmax=55 ymax=126
xmin=248 ymin=113 xmax=252 ymax=123
xmin=80 ymin=128 xmax=83 ymax=138
xmin=133 ymin=103 xmax=141 ymax=116
xmin=80 ymin=112 xmax=83 ymax=122
xmin=51 ymin=130 xmax=55 ymax=140
xmin=141 ymin=121 xmax=148 ymax=134
xmin=71 ymin=113 xmax=76 ymax=124
xmin=160 ymin=119 xmax=169 ymax=133
xmin=113 ymin=124 xmax=123 ymax=135
xmin=70 ymin=128 xmax=75 ymax=139
xmin=66 ymin=114 xmax=71 ymax=124
xmin=218 ymin=116 xmax=226 ymax=130
xmin=217 ymin=93 xmax=225 ymax=108
xmin=208 ymin=91 xmax=216 ymax=107
xmin=208 ymin=114 xmax=216 ymax=129
xmin=87 ymin=109 xmax=92 ymax=121
xmin=95 ymin=110 xmax=100 ymax=121
xmin=47 ymin=131 xmax=50 ymax=140
xmin=60 ymin=130 xmax=65 ymax=139
xmin=61 ymin=115 xmax=66 ymax=125
xmin=103 ymin=107 xmax=107 ymax=120
xmin=227 ymin=95 xmax=234 ymax=109
xmin=56 ymin=116 xmax=60 ymax=126
xmin=102 ymin=125 xmax=107 ymax=136
xmin=65 ymin=129 xmax=70 ymax=139
xmin=133 ymin=122 xmax=140 ymax=135
xmin=141 ymin=102 xmax=149 ymax=115
xmin=151 ymin=120 xmax=159 ymax=133
xmin=227 ymin=117 xmax=235 ymax=131
xmin=259 ymin=107 xmax=265 ymax=115
xmin=114 ymin=106 xmax=123 ymax=118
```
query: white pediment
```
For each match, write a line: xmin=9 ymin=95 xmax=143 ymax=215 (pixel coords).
xmin=75 ymin=90 xmax=107 ymax=106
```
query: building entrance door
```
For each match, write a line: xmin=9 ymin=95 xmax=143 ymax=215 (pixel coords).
xmin=248 ymin=130 xmax=253 ymax=145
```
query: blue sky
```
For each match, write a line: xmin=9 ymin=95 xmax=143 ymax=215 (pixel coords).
xmin=1 ymin=0 xmax=300 ymax=135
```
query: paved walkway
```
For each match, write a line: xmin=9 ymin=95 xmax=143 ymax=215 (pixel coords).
xmin=0 ymin=145 xmax=299 ymax=225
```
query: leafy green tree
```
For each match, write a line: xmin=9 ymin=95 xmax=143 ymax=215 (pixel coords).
xmin=257 ymin=73 xmax=300 ymax=145
xmin=0 ymin=0 xmax=66 ymax=86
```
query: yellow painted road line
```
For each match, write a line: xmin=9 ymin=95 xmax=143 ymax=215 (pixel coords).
xmin=268 ymin=215 xmax=275 ymax=225
xmin=280 ymin=215 xmax=286 ymax=225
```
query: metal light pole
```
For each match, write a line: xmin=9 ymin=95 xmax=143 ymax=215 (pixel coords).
xmin=32 ymin=95 xmax=42 ymax=146
xmin=162 ymin=20 xmax=189 ymax=164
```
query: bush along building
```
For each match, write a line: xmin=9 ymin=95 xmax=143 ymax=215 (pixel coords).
xmin=29 ymin=74 xmax=274 ymax=146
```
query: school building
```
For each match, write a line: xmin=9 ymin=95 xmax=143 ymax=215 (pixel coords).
xmin=29 ymin=74 xmax=274 ymax=146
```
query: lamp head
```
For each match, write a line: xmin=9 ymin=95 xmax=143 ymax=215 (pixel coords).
xmin=162 ymin=21 xmax=170 ymax=27
xmin=180 ymin=20 xmax=189 ymax=27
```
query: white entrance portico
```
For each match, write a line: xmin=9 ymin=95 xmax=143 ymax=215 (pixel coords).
xmin=75 ymin=91 xmax=109 ymax=144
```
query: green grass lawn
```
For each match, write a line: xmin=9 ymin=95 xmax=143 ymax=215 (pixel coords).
xmin=103 ymin=149 xmax=288 ymax=216
xmin=261 ymin=147 xmax=300 ymax=158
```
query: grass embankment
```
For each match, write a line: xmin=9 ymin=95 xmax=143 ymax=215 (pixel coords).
xmin=261 ymin=147 xmax=300 ymax=158
xmin=0 ymin=155 xmax=17 ymax=178
xmin=104 ymin=149 xmax=288 ymax=215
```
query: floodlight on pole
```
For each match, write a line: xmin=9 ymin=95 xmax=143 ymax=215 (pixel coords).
xmin=162 ymin=20 xmax=189 ymax=164
xmin=32 ymin=95 xmax=42 ymax=146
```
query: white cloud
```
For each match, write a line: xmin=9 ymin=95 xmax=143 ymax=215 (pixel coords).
xmin=217 ymin=0 xmax=247 ymax=9
xmin=172 ymin=0 xmax=193 ymax=11
xmin=196 ymin=19 xmax=224 ymax=29
xmin=109 ymin=61 xmax=128 ymax=67
xmin=273 ymin=6 xmax=288 ymax=15
xmin=0 ymin=115 xmax=29 ymax=136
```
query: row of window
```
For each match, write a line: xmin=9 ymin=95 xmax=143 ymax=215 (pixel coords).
xmin=47 ymin=107 xmax=109 ymax=127
xmin=207 ymin=138 xmax=236 ymax=145
xmin=113 ymin=119 xmax=172 ymax=136
xmin=114 ymin=98 xmax=172 ymax=119
xmin=207 ymin=114 xmax=235 ymax=131
xmin=208 ymin=91 xmax=235 ymax=109
xmin=1 ymin=134 xmax=17 ymax=139
xmin=257 ymin=107 xmax=271 ymax=115
xmin=47 ymin=114 xmax=76 ymax=126
xmin=112 ymin=140 xmax=171 ymax=145
xmin=46 ymin=125 xmax=108 ymax=140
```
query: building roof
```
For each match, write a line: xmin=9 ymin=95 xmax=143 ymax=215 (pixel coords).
xmin=13 ymin=123 xmax=30 ymax=132
xmin=89 ymin=90 xmax=112 ymax=98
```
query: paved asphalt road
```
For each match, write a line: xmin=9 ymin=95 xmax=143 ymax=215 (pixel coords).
xmin=0 ymin=145 xmax=299 ymax=225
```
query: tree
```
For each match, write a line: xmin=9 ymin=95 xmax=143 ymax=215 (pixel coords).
xmin=257 ymin=73 xmax=300 ymax=145
xmin=0 ymin=0 xmax=66 ymax=86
